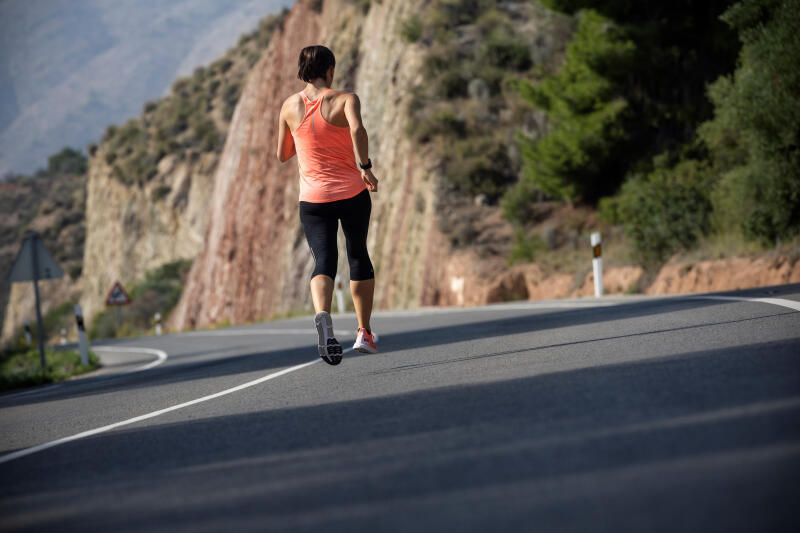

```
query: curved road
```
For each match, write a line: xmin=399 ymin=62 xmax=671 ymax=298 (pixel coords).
xmin=1 ymin=285 xmax=798 ymax=532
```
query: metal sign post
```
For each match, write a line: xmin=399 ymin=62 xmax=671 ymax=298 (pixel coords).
xmin=31 ymin=239 xmax=46 ymax=368
xmin=8 ymin=231 xmax=63 ymax=370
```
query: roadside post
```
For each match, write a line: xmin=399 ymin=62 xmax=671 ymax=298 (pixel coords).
xmin=60 ymin=328 xmax=67 ymax=345
xmin=335 ymin=276 xmax=345 ymax=314
xmin=591 ymin=232 xmax=603 ymax=297
xmin=24 ymin=319 xmax=32 ymax=345
xmin=104 ymin=280 xmax=131 ymax=332
xmin=74 ymin=304 xmax=89 ymax=366
xmin=8 ymin=231 xmax=64 ymax=370
xmin=154 ymin=312 xmax=162 ymax=336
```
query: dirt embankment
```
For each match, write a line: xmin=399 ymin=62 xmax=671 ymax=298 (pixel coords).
xmin=463 ymin=255 xmax=800 ymax=305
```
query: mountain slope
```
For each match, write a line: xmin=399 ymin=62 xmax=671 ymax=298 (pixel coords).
xmin=0 ymin=0 xmax=291 ymax=175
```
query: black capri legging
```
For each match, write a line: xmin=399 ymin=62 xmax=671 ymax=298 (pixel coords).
xmin=299 ymin=188 xmax=374 ymax=281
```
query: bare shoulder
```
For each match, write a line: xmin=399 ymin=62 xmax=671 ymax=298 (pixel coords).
xmin=281 ymin=92 xmax=303 ymax=112
xmin=327 ymin=90 xmax=359 ymax=104
xmin=342 ymin=92 xmax=361 ymax=112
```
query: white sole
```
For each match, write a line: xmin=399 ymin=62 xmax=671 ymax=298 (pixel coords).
xmin=353 ymin=342 xmax=378 ymax=354
xmin=314 ymin=312 xmax=342 ymax=364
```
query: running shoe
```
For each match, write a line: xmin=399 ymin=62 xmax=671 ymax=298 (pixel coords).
xmin=314 ymin=311 xmax=342 ymax=365
xmin=353 ymin=327 xmax=378 ymax=353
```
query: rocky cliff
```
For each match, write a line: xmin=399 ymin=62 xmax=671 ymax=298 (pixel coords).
xmin=18 ymin=0 xmax=793 ymax=340
xmin=170 ymin=0 xmax=524 ymax=328
xmin=75 ymin=11 xmax=288 ymax=324
xmin=169 ymin=0 xmax=800 ymax=330
xmin=171 ymin=0 xmax=434 ymax=328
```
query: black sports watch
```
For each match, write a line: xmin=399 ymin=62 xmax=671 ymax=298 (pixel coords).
xmin=359 ymin=158 xmax=372 ymax=170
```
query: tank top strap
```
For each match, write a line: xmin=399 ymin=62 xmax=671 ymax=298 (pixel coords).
xmin=298 ymin=89 xmax=334 ymax=124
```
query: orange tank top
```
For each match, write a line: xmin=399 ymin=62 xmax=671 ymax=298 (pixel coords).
xmin=293 ymin=89 xmax=365 ymax=203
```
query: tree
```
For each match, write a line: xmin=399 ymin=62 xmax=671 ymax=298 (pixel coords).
xmin=503 ymin=9 xmax=634 ymax=218
xmin=46 ymin=147 xmax=88 ymax=175
xmin=700 ymin=0 xmax=800 ymax=242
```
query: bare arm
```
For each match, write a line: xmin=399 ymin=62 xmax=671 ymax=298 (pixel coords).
xmin=276 ymin=102 xmax=296 ymax=163
xmin=344 ymin=93 xmax=378 ymax=192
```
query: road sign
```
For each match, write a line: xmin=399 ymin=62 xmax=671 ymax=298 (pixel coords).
xmin=7 ymin=231 xmax=62 ymax=369
xmin=9 ymin=232 xmax=63 ymax=282
xmin=105 ymin=281 xmax=131 ymax=306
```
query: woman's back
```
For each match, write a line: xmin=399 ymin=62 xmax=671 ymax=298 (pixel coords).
xmin=290 ymin=88 xmax=364 ymax=203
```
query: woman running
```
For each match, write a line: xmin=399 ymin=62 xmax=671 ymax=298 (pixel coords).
xmin=276 ymin=45 xmax=379 ymax=365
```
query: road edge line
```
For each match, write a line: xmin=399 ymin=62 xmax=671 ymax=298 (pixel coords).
xmin=0 ymin=348 xmax=354 ymax=465
xmin=691 ymin=295 xmax=800 ymax=312
xmin=92 ymin=346 xmax=168 ymax=372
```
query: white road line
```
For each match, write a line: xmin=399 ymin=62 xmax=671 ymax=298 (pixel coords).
xmin=180 ymin=328 xmax=356 ymax=337
xmin=374 ymin=300 xmax=623 ymax=318
xmin=692 ymin=295 xmax=800 ymax=312
xmin=92 ymin=346 xmax=168 ymax=372
xmin=0 ymin=348 xmax=352 ymax=465
xmin=2 ymin=293 xmax=795 ymax=465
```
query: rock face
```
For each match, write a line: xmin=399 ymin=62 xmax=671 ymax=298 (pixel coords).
xmin=79 ymin=146 xmax=218 ymax=322
xmin=646 ymin=256 xmax=800 ymax=294
xmin=55 ymin=0 xmax=799 ymax=337
xmin=171 ymin=0 xmax=524 ymax=328
xmin=171 ymin=0 xmax=439 ymax=328
xmin=169 ymin=0 xmax=800 ymax=330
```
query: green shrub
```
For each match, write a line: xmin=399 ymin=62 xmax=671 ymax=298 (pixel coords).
xmin=400 ymin=14 xmax=423 ymax=42
xmin=47 ymin=147 xmax=87 ymax=175
xmin=442 ymin=137 xmax=516 ymax=201
xmin=429 ymin=0 xmax=495 ymax=29
xmin=480 ymin=31 xmax=531 ymax=71
xmin=508 ymin=229 xmax=546 ymax=264
xmin=505 ymin=9 xmax=634 ymax=210
xmin=0 ymin=348 xmax=99 ymax=391
xmin=698 ymin=0 xmax=800 ymax=244
xmin=601 ymin=159 xmax=714 ymax=265
xmin=412 ymin=110 xmax=466 ymax=142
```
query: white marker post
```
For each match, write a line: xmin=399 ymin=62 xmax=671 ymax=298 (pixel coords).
xmin=60 ymin=328 xmax=67 ymax=345
xmin=591 ymin=232 xmax=603 ymax=298
xmin=24 ymin=319 xmax=32 ymax=345
xmin=74 ymin=304 xmax=90 ymax=366
xmin=154 ymin=312 xmax=163 ymax=336
xmin=334 ymin=276 xmax=345 ymax=314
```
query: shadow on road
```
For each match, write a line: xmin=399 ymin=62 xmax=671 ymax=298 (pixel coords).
xmin=3 ymin=290 xmax=797 ymax=408
xmin=1 ymin=336 xmax=798 ymax=531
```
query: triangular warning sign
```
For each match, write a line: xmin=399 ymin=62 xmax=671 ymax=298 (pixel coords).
xmin=105 ymin=281 xmax=131 ymax=306
xmin=9 ymin=232 xmax=63 ymax=282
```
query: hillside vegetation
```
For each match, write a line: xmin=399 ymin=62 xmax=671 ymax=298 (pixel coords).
xmin=403 ymin=0 xmax=798 ymax=267
xmin=0 ymin=148 xmax=88 ymax=330
xmin=0 ymin=0 xmax=291 ymax=176
xmin=2 ymin=9 xmax=289 ymax=347
xmin=97 ymin=10 xmax=287 ymax=188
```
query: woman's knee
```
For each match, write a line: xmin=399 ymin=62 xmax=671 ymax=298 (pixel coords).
xmin=348 ymin=252 xmax=374 ymax=281
xmin=313 ymin=255 xmax=338 ymax=279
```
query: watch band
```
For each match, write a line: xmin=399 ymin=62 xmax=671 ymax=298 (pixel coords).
xmin=359 ymin=158 xmax=372 ymax=170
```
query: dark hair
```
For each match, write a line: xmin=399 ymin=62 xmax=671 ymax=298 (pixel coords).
xmin=297 ymin=45 xmax=335 ymax=82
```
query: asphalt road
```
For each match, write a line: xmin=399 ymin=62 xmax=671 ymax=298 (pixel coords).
xmin=1 ymin=286 xmax=798 ymax=532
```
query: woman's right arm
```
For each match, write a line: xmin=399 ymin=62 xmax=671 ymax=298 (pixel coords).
xmin=276 ymin=101 xmax=296 ymax=163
